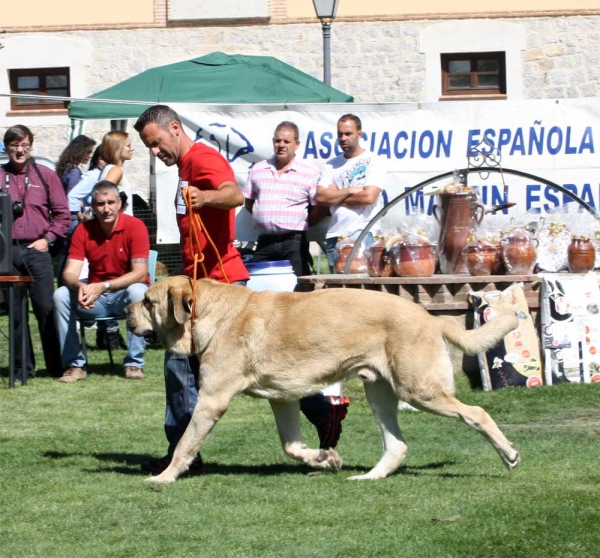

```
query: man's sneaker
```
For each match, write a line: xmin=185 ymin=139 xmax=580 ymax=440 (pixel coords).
xmin=140 ymin=455 xmax=204 ymax=476
xmin=124 ymin=366 xmax=145 ymax=380
xmin=317 ymin=396 xmax=350 ymax=449
xmin=59 ymin=366 xmax=87 ymax=383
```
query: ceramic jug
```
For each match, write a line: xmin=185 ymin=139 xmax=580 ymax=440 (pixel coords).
xmin=568 ymin=236 xmax=596 ymax=273
xmin=434 ymin=191 xmax=485 ymax=274
xmin=391 ymin=240 xmax=437 ymax=277
xmin=501 ymin=228 xmax=539 ymax=275
xmin=366 ymin=237 xmax=394 ymax=277
xmin=463 ymin=240 xmax=501 ymax=276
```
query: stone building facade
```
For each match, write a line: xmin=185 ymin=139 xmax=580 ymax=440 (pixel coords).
xmin=1 ymin=0 xmax=599 ymax=200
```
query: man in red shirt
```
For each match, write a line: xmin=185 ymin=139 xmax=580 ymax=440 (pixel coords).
xmin=134 ymin=105 xmax=249 ymax=475
xmin=53 ymin=181 xmax=150 ymax=382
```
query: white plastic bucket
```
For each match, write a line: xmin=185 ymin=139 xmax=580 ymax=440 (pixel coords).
xmin=245 ymin=260 xmax=297 ymax=292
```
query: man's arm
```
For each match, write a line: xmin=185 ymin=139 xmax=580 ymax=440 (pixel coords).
xmin=67 ymin=259 xmax=149 ymax=310
xmin=316 ymin=185 xmax=364 ymax=207
xmin=62 ymin=258 xmax=86 ymax=293
xmin=185 ymin=181 xmax=244 ymax=211
xmin=339 ymin=186 xmax=382 ymax=207
xmin=244 ymin=198 xmax=255 ymax=214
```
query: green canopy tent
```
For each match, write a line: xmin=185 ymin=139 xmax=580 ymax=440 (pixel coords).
xmin=68 ymin=52 xmax=353 ymax=120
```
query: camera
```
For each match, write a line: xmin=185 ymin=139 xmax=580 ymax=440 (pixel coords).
xmin=12 ymin=200 xmax=24 ymax=217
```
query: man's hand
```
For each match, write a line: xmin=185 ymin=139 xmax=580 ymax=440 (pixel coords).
xmin=78 ymin=283 xmax=106 ymax=310
xmin=184 ymin=186 xmax=208 ymax=211
xmin=182 ymin=182 xmax=243 ymax=211
xmin=28 ymin=238 xmax=50 ymax=252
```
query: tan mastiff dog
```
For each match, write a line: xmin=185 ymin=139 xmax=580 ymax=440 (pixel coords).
xmin=127 ymin=276 xmax=521 ymax=484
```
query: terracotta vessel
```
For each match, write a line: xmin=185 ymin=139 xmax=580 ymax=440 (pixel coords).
xmin=335 ymin=241 xmax=368 ymax=274
xmin=501 ymin=230 xmax=538 ymax=275
xmin=568 ymin=237 xmax=596 ymax=273
xmin=367 ymin=240 xmax=394 ymax=277
xmin=433 ymin=192 xmax=484 ymax=274
xmin=391 ymin=241 xmax=437 ymax=277
xmin=464 ymin=242 xmax=500 ymax=276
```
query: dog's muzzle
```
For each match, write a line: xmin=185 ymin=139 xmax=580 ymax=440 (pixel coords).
xmin=143 ymin=331 xmax=158 ymax=344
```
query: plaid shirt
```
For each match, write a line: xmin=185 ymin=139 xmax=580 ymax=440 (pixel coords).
xmin=0 ymin=159 xmax=70 ymax=243
xmin=243 ymin=157 xmax=319 ymax=235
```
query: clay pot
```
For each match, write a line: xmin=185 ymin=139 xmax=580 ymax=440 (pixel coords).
xmin=433 ymin=192 xmax=484 ymax=274
xmin=367 ymin=241 xmax=394 ymax=277
xmin=391 ymin=241 xmax=437 ymax=277
xmin=335 ymin=241 xmax=368 ymax=274
xmin=464 ymin=242 xmax=500 ymax=276
xmin=568 ymin=237 xmax=596 ymax=273
xmin=501 ymin=230 xmax=538 ymax=275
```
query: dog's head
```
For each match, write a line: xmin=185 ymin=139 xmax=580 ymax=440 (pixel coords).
xmin=126 ymin=276 xmax=195 ymax=355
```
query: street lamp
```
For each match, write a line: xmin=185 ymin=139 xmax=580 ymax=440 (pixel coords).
xmin=313 ymin=0 xmax=339 ymax=85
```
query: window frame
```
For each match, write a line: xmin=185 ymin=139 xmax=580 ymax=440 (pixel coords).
xmin=441 ymin=52 xmax=506 ymax=98
xmin=8 ymin=67 xmax=70 ymax=112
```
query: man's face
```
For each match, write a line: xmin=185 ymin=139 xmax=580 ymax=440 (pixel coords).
xmin=272 ymin=128 xmax=299 ymax=165
xmin=6 ymin=137 xmax=32 ymax=169
xmin=138 ymin=121 xmax=181 ymax=167
xmin=337 ymin=119 xmax=362 ymax=155
xmin=92 ymin=190 xmax=122 ymax=227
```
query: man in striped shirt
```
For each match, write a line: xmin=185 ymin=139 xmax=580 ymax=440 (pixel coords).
xmin=243 ymin=121 xmax=349 ymax=450
xmin=243 ymin=121 xmax=328 ymax=278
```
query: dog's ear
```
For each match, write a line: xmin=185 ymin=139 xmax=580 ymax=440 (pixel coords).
xmin=168 ymin=286 xmax=194 ymax=325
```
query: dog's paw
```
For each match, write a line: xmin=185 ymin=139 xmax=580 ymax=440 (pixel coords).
xmin=504 ymin=448 xmax=521 ymax=471
xmin=316 ymin=449 xmax=343 ymax=472
xmin=347 ymin=470 xmax=387 ymax=481
xmin=146 ymin=473 xmax=176 ymax=484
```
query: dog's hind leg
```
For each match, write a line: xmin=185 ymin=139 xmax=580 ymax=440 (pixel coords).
xmin=269 ymin=400 xmax=343 ymax=472
xmin=348 ymin=379 xmax=408 ymax=480
xmin=411 ymin=394 xmax=520 ymax=470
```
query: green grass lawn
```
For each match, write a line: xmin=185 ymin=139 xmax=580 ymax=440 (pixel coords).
xmin=1 ymin=316 xmax=600 ymax=558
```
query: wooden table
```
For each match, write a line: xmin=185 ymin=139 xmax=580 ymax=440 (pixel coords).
xmin=297 ymin=273 xmax=541 ymax=311
xmin=0 ymin=276 xmax=33 ymax=388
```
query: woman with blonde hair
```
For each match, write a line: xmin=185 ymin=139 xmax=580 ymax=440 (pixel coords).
xmin=98 ymin=130 xmax=134 ymax=215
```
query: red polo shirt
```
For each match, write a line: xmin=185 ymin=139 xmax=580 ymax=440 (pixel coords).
xmin=176 ymin=142 xmax=249 ymax=283
xmin=69 ymin=213 xmax=150 ymax=285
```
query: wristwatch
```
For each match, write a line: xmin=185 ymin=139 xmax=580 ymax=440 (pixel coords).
xmin=104 ymin=282 xmax=111 ymax=292
xmin=44 ymin=236 xmax=54 ymax=247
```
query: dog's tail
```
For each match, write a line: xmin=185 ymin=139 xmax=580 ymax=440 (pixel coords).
xmin=439 ymin=308 xmax=519 ymax=355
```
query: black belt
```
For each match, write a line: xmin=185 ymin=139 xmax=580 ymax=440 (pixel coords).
xmin=13 ymin=239 xmax=38 ymax=245
xmin=259 ymin=231 xmax=305 ymax=241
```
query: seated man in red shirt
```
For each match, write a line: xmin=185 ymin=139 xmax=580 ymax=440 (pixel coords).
xmin=53 ymin=181 xmax=150 ymax=382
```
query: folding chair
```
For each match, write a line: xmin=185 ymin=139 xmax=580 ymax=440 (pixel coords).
xmin=78 ymin=249 xmax=158 ymax=368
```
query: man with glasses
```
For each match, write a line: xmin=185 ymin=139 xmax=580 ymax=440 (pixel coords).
xmin=0 ymin=124 xmax=70 ymax=379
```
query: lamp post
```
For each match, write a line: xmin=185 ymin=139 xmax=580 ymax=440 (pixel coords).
xmin=312 ymin=0 xmax=339 ymax=85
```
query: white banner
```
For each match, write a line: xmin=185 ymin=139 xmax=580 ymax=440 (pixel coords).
xmin=152 ymin=99 xmax=600 ymax=243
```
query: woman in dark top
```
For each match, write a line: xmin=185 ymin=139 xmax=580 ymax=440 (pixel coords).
xmin=55 ymin=135 xmax=96 ymax=193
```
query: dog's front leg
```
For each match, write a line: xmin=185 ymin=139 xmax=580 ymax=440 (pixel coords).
xmin=269 ymin=400 xmax=342 ymax=472
xmin=148 ymin=391 xmax=233 ymax=484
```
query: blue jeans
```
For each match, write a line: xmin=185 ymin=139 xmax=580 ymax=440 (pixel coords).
xmin=163 ymin=280 xmax=247 ymax=457
xmin=53 ymin=283 xmax=148 ymax=370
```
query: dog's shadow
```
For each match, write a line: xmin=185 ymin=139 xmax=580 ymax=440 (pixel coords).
xmin=43 ymin=450 xmax=493 ymax=479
